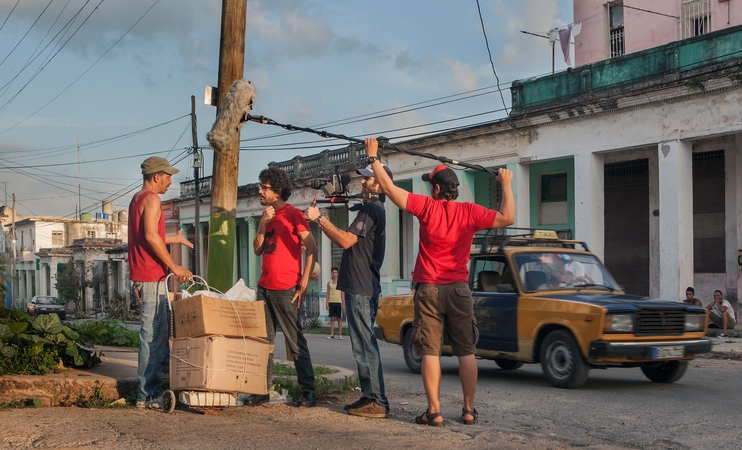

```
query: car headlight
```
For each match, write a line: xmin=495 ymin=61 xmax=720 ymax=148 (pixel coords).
xmin=684 ymin=314 xmax=706 ymax=332
xmin=604 ymin=314 xmax=634 ymax=333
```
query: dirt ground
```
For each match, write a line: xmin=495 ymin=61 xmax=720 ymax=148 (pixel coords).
xmin=1 ymin=389 xmax=630 ymax=450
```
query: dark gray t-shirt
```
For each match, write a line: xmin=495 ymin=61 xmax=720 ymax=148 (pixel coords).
xmin=337 ymin=200 xmax=386 ymax=298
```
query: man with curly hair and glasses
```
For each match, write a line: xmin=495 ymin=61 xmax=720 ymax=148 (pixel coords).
xmin=249 ymin=167 xmax=319 ymax=408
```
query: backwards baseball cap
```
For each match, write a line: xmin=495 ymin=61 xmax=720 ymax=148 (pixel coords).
xmin=422 ymin=165 xmax=458 ymax=185
xmin=357 ymin=164 xmax=393 ymax=181
xmin=141 ymin=156 xmax=179 ymax=175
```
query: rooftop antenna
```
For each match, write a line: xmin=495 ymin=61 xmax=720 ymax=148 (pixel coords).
xmin=521 ymin=28 xmax=560 ymax=74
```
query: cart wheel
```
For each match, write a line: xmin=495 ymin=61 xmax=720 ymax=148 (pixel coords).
xmin=162 ymin=390 xmax=176 ymax=414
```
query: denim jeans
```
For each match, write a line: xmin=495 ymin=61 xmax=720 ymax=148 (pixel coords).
xmin=259 ymin=286 xmax=316 ymax=396
xmin=136 ymin=281 xmax=169 ymax=402
xmin=345 ymin=293 xmax=389 ymax=412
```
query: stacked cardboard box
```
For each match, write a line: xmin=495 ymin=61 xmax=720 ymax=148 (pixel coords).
xmin=169 ymin=294 xmax=272 ymax=395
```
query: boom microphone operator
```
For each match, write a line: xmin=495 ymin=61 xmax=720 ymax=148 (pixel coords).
xmin=207 ymin=79 xmax=256 ymax=153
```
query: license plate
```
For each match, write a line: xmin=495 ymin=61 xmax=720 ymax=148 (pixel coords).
xmin=651 ymin=346 xmax=684 ymax=359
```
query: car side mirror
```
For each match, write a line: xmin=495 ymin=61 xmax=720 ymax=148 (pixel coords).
xmin=496 ymin=284 xmax=516 ymax=293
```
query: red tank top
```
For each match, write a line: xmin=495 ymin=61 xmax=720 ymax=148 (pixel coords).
xmin=128 ymin=191 xmax=167 ymax=282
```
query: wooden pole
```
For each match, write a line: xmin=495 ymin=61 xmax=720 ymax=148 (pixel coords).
xmin=207 ymin=0 xmax=246 ymax=292
xmin=191 ymin=95 xmax=201 ymax=277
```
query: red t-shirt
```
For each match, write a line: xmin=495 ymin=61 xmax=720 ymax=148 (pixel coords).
xmin=128 ymin=191 xmax=167 ymax=282
xmin=407 ymin=193 xmax=496 ymax=284
xmin=257 ymin=204 xmax=310 ymax=290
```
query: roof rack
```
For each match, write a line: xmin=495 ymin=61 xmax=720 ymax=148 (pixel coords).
xmin=472 ymin=228 xmax=590 ymax=254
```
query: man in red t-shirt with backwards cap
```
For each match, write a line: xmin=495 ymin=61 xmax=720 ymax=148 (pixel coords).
xmin=364 ymin=138 xmax=514 ymax=427
xmin=129 ymin=156 xmax=193 ymax=410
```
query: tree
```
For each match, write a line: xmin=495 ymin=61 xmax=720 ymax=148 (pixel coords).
xmin=55 ymin=257 xmax=96 ymax=315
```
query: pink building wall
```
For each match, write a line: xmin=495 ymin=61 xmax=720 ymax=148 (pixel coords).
xmin=574 ymin=0 xmax=742 ymax=66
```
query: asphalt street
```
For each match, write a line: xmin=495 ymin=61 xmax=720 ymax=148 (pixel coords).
xmin=296 ymin=332 xmax=742 ymax=449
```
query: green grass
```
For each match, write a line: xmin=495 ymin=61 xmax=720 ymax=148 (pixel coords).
xmin=273 ymin=362 xmax=337 ymax=376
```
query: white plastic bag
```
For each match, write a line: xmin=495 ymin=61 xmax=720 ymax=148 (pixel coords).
xmin=224 ymin=278 xmax=256 ymax=301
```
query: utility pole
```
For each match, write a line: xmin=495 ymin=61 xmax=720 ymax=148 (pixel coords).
xmin=11 ymin=194 xmax=16 ymax=309
xmin=76 ymin=134 xmax=81 ymax=219
xmin=191 ymin=95 xmax=201 ymax=277
xmin=207 ymin=0 xmax=247 ymax=292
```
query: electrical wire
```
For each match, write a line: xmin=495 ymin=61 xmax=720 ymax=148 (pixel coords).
xmin=0 ymin=0 xmax=20 ymax=34
xmin=0 ymin=0 xmax=163 ymax=134
xmin=475 ymin=0 xmax=510 ymax=116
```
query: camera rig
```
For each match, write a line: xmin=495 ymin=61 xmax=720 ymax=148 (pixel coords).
xmin=309 ymin=169 xmax=380 ymax=209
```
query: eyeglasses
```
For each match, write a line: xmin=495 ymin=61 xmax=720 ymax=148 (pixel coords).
xmin=258 ymin=184 xmax=272 ymax=191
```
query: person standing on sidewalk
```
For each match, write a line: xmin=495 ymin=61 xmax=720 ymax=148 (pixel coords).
xmin=252 ymin=167 xmax=319 ymax=407
xmin=129 ymin=156 xmax=193 ymax=410
xmin=326 ymin=267 xmax=345 ymax=340
xmin=305 ymin=163 xmax=393 ymax=419
xmin=363 ymin=137 xmax=514 ymax=426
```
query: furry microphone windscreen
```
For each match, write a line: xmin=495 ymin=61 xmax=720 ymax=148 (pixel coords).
xmin=207 ymin=79 xmax=256 ymax=153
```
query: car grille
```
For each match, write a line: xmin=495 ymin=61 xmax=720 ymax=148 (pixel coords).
xmin=635 ymin=310 xmax=685 ymax=336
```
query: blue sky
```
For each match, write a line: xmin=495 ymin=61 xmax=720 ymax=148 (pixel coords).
xmin=0 ymin=0 xmax=573 ymax=217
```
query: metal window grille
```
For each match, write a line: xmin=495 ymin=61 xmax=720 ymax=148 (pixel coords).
xmin=605 ymin=159 xmax=649 ymax=188
xmin=682 ymin=0 xmax=711 ymax=39
xmin=692 ymin=150 xmax=724 ymax=178
xmin=610 ymin=27 xmax=625 ymax=57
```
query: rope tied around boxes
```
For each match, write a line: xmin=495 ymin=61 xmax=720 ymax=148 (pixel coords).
xmin=165 ymin=274 xmax=255 ymax=377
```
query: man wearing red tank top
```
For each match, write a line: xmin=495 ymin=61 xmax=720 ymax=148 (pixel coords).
xmin=364 ymin=138 xmax=514 ymax=427
xmin=129 ymin=156 xmax=193 ymax=410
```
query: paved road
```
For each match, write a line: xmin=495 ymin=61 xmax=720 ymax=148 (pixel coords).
xmin=2 ymin=332 xmax=739 ymax=449
xmin=295 ymin=332 xmax=742 ymax=449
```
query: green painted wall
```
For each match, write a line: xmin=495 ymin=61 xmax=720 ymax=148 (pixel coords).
xmin=512 ymin=25 xmax=742 ymax=112
xmin=529 ymin=158 xmax=574 ymax=235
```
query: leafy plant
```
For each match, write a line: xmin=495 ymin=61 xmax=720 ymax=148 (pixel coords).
xmin=0 ymin=306 xmax=101 ymax=375
xmin=103 ymin=294 xmax=135 ymax=321
xmin=73 ymin=319 xmax=139 ymax=347
xmin=306 ymin=316 xmax=323 ymax=330
xmin=273 ymin=362 xmax=337 ymax=376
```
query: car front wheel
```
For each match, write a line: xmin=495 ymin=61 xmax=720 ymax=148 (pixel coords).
xmin=540 ymin=329 xmax=590 ymax=389
xmin=640 ymin=360 xmax=688 ymax=383
xmin=403 ymin=327 xmax=422 ymax=374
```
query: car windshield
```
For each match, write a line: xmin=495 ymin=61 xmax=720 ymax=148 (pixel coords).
xmin=36 ymin=297 xmax=61 ymax=305
xmin=513 ymin=252 xmax=620 ymax=292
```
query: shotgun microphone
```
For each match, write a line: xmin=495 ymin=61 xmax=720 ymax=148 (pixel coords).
xmin=207 ymin=79 xmax=256 ymax=153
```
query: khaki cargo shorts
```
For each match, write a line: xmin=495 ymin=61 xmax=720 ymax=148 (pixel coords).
xmin=412 ymin=282 xmax=479 ymax=357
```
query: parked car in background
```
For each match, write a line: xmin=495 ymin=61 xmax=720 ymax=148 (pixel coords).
xmin=27 ymin=296 xmax=67 ymax=320
xmin=375 ymin=230 xmax=712 ymax=389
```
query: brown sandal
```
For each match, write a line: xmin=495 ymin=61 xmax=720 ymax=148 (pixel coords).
xmin=461 ymin=408 xmax=478 ymax=425
xmin=415 ymin=409 xmax=444 ymax=427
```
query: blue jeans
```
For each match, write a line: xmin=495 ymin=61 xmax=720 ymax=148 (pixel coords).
xmin=136 ymin=281 xmax=169 ymax=402
xmin=259 ymin=286 xmax=316 ymax=396
xmin=345 ymin=293 xmax=389 ymax=412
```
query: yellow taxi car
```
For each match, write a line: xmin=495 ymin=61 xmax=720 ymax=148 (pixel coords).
xmin=375 ymin=230 xmax=712 ymax=388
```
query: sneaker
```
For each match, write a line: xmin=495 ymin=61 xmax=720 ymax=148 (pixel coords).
xmin=338 ymin=335 xmax=343 ymax=340
xmin=327 ymin=335 xmax=334 ymax=339
xmin=718 ymin=332 xmax=728 ymax=338
xmin=348 ymin=400 xmax=388 ymax=419
xmin=344 ymin=396 xmax=371 ymax=411
xmin=295 ymin=392 xmax=316 ymax=407
xmin=135 ymin=396 xmax=162 ymax=409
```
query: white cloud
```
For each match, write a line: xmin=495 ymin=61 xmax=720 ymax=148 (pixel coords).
xmin=444 ymin=59 xmax=479 ymax=93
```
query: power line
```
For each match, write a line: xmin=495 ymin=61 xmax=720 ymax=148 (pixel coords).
xmin=0 ymin=0 xmax=163 ymax=134
xmin=475 ymin=0 xmax=510 ymax=115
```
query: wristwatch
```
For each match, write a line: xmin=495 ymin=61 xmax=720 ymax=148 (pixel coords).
xmin=367 ymin=156 xmax=378 ymax=163
xmin=314 ymin=215 xmax=323 ymax=225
